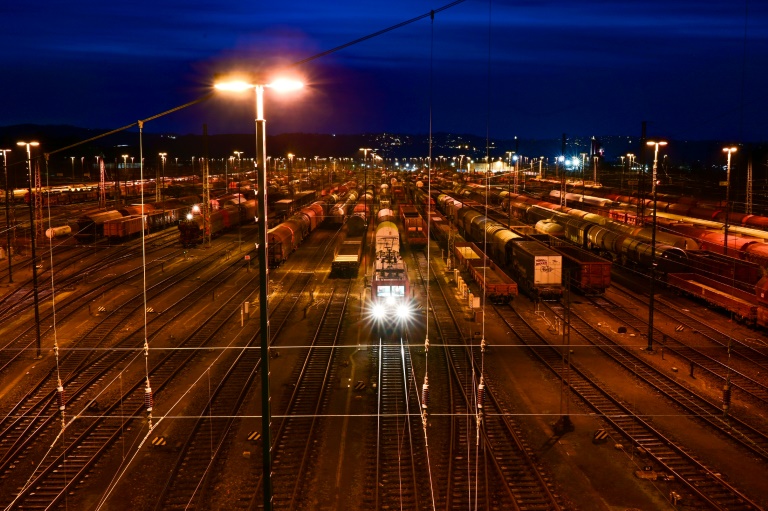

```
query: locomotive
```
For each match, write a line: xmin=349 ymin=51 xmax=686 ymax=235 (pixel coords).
xmin=370 ymin=215 xmax=413 ymax=328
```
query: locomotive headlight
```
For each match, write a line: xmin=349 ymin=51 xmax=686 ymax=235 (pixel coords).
xmin=396 ymin=304 xmax=411 ymax=320
xmin=372 ymin=304 xmax=385 ymax=319
xmin=385 ymin=295 xmax=395 ymax=306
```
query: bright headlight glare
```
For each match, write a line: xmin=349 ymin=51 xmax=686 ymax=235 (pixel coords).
xmin=372 ymin=304 xmax=385 ymax=319
xmin=396 ymin=304 xmax=410 ymax=319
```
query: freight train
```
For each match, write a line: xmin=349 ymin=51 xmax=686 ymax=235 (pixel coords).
xmin=73 ymin=196 xmax=198 ymax=242
xmin=178 ymin=197 xmax=257 ymax=247
xmin=267 ymin=195 xmax=339 ymax=267
xmin=483 ymin=189 xmax=768 ymax=327
xmin=436 ymin=193 xmax=563 ymax=300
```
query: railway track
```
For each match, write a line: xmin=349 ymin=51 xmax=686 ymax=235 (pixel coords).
xmin=590 ymin=289 xmax=768 ymax=406
xmin=611 ymin=280 xmax=768 ymax=369
xmin=373 ymin=333 xmax=425 ymax=510
xmin=414 ymin=252 xmax=563 ymax=511
xmin=266 ymin=279 xmax=352 ymax=509
xmin=0 ymin=230 xmax=182 ymax=372
xmin=546 ymin=299 xmax=768 ymax=461
xmin=0 ymin=229 xmax=179 ymax=323
xmin=0 ymin=242 xmax=259 ymax=509
xmin=151 ymin=230 xmax=341 ymax=510
xmin=494 ymin=304 xmax=763 ymax=511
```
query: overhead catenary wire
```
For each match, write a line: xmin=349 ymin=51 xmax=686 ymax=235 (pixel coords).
xmin=419 ymin=10 xmax=437 ymax=511
xmin=138 ymin=121 xmax=154 ymax=432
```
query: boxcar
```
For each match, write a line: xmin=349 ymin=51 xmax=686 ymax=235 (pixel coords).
xmin=104 ymin=215 xmax=145 ymax=240
xmin=552 ymin=244 xmax=612 ymax=295
xmin=76 ymin=210 xmax=124 ymax=241
xmin=507 ymin=240 xmax=563 ymax=300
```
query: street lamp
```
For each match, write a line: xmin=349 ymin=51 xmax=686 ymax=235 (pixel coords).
xmin=722 ymin=146 xmax=737 ymax=256
xmin=287 ymin=153 xmax=295 ymax=190
xmin=233 ymin=151 xmax=244 ymax=247
xmin=158 ymin=153 xmax=167 ymax=203
xmin=215 ymin=76 xmax=302 ymax=511
xmin=120 ymin=154 xmax=128 ymax=208
xmin=16 ymin=141 xmax=42 ymax=358
xmin=70 ymin=156 xmax=75 ymax=182
xmin=646 ymin=140 xmax=667 ymax=353
xmin=1 ymin=149 xmax=12 ymax=283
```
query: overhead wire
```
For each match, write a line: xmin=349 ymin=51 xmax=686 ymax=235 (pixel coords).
xmin=419 ymin=10 xmax=436 ymax=511
xmin=475 ymin=0 xmax=494 ymax=508
xmin=138 ymin=122 xmax=154 ymax=432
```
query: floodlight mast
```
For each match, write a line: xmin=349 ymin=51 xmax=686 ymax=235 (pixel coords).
xmin=215 ymin=76 xmax=302 ymax=511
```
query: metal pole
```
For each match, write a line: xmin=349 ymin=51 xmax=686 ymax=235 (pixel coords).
xmin=255 ymin=84 xmax=273 ymax=511
xmin=723 ymin=148 xmax=736 ymax=256
xmin=2 ymin=149 xmax=12 ymax=283
xmin=18 ymin=142 xmax=42 ymax=358
xmin=646 ymin=141 xmax=665 ymax=353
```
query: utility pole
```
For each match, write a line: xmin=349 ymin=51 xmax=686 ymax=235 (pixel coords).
xmin=1 ymin=149 xmax=12 ymax=282
xmin=646 ymin=139 xmax=667 ymax=353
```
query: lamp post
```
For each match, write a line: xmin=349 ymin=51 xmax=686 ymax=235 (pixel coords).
xmin=70 ymin=156 xmax=75 ymax=182
xmin=558 ymin=155 xmax=566 ymax=207
xmin=722 ymin=146 xmax=737 ymax=256
xmin=1 ymin=149 xmax=12 ymax=283
xmin=287 ymin=153 xmax=295 ymax=190
xmin=120 ymin=154 xmax=128 ymax=208
xmin=215 ymin=77 xmax=302 ymax=511
xmin=233 ymin=151 xmax=244 ymax=248
xmin=158 ymin=153 xmax=167 ymax=203
xmin=17 ymin=141 xmax=42 ymax=359
xmin=646 ymin=140 xmax=667 ymax=353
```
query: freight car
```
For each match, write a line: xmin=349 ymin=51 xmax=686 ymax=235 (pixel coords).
xmin=452 ymin=242 xmax=517 ymax=303
xmin=552 ymin=244 xmax=612 ymax=295
xmin=75 ymin=210 xmax=124 ymax=241
xmin=506 ymin=241 xmax=563 ymax=300
xmin=331 ymin=190 xmax=359 ymax=225
xmin=667 ymin=273 xmax=759 ymax=324
xmin=103 ymin=215 xmax=146 ymax=240
xmin=400 ymin=204 xmax=428 ymax=247
xmin=331 ymin=235 xmax=364 ymax=278
xmin=266 ymin=199 xmax=329 ymax=267
xmin=179 ymin=203 xmax=244 ymax=247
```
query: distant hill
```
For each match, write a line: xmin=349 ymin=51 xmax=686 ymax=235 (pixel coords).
xmin=1 ymin=124 xmax=765 ymax=170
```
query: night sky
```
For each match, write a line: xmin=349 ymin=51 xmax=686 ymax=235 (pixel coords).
xmin=3 ymin=0 xmax=767 ymax=141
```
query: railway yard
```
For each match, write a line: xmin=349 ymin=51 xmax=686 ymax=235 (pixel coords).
xmin=0 ymin=171 xmax=767 ymax=511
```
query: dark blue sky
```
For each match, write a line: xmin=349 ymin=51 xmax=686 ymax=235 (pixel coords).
xmin=3 ymin=0 xmax=767 ymax=141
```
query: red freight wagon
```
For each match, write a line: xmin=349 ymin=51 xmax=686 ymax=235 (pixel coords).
xmin=667 ymin=273 xmax=757 ymax=324
xmin=552 ymin=244 xmax=612 ymax=295
xmin=468 ymin=261 xmax=518 ymax=303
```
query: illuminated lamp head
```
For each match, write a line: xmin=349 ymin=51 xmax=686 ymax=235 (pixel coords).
xmin=186 ymin=213 xmax=193 ymax=220
xmin=372 ymin=304 xmax=385 ymax=319
xmin=396 ymin=303 xmax=411 ymax=321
